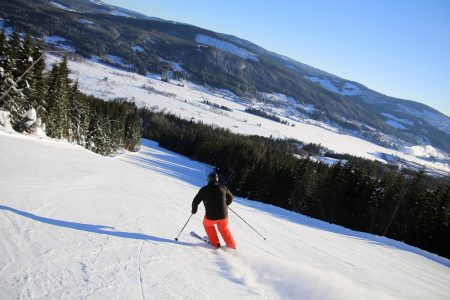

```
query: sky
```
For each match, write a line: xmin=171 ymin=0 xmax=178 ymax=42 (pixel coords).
xmin=103 ymin=0 xmax=450 ymax=116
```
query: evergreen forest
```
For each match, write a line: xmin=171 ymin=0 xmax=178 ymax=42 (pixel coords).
xmin=0 ymin=30 xmax=141 ymax=155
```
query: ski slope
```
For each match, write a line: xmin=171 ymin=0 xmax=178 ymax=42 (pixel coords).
xmin=1 ymin=132 xmax=449 ymax=300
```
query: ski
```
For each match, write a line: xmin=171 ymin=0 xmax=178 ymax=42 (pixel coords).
xmin=190 ymin=231 xmax=209 ymax=243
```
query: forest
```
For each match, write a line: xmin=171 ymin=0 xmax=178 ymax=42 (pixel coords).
xmin=0 ymin=30 xmax=141 ymax=155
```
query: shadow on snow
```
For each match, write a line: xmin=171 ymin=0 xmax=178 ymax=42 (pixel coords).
xmin=0 ymin=204 xmax=194 ymax=247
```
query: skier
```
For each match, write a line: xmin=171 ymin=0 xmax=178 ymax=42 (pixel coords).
xmin=192 ymin=172 xmax=236 ymax=249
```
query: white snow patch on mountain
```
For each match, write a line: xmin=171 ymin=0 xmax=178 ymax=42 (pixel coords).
xmin=109 ymin=10 xmax=130 ymax=17
xmin=43 ymin=35 xmax=76 ymax=52
xmin=196 ymin=34 xmax=259 ymax=61
xmin=78 ymin=18 xmax=94 ymax=25
xmin=256 ymin=92 xmax=317 ymax=121
xmin=44 ymin=35 xmax=67 ymax=44
xmin=44 ymin=55 xmax=450 ymax=175
xmin=132 ymin=45 xmax=144 ymax=53
xmin=105 ymin=55 xmax=134 ymax=69
xmin=90 ymin=55 xmax=134 ymax=69
xmin=385 ymin=120 xmax=407 ymax=130
xmin=380 ymin=113 xmax=414 ymax=126
xmin=159 ymin=58 xmax=185 ymax=72
xmin=50 ymin=1 xmax=78 ymax=12
xmin=304 ymin=76 xmax=361 ymax=96
xmin=89 ymin=0 xmax=105 ymax=5
xmin=396 ymin=105 xmax=450 ymax=134
xmin=1 ymin=134 xmax=449 ymax=299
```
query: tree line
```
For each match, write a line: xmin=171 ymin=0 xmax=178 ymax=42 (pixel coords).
xmin=140 ymin=109 xmax=450 ymax=258
xmin=0 ymin=30 xmax=140 ymax=155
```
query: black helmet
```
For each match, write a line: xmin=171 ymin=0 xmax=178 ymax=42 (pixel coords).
xmin=207 ymin=172 xmax=218 ymax=183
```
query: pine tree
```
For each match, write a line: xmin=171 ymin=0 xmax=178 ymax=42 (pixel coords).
xmin=14 ymin=33 xmax=36 ymax=132
xmin=29 ymin=38 xmax=47 ymax=117
xmin=46 ymin=57 xmax=70 ymax=139
xmin=124 ymin=106 xmax=141 ymax=151
xmin=68 ymin=82 xmax=89 ymax=145
xmin=1 ymin=31 xmax=26 ymax=127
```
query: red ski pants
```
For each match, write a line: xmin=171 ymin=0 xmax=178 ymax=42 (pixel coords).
xmin=203 ymin=216 xmax=236 ymax=249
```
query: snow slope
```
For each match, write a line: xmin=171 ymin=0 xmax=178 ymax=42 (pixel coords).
xmin=1 ymin=133 xmax=449 ymax=299
xmin=45 ymin=55 xmax=450 ymax=175
xmin=196 ymin=34 xmax=260 ymax=61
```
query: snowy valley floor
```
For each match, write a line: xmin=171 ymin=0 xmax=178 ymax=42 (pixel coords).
xmin=1 ymin=132 xmax=449 ymax=300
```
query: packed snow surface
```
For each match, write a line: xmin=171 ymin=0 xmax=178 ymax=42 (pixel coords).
xmin=44 ymin=55 xmax=450 ymax=175
xmin=0 ymin=133 xmax=449 ymax=299
xmin=196 ymin=34 xmax=259 ymax=61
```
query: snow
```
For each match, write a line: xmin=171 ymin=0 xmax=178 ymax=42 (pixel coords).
xmin=24 ymin=108 xmax=37 ymax=125
xmin=310 ymin=156 xmax=347 ymax=166
xmin=396 ymin=104 xmax=450 ymax=135
xmin=78 ymin=18 xmax=94 ymax=25
xmin=196 ymin=34 xmax=259 ymax=62
xmin=385 ymin=120 xmax=407 ymax=130
xmin=44 ymin=55 xmax=450 ymax=175
xmin=44 ymin=36 xmax=67 ymax=44
xmin=90 ymin=55 xmax=134 ymax=69
xmin=44 ymin=35 xmax=76 ymax=52
xmin=404 ymin=145 xmax=449 ymax=160
xmin=304 ymin=76 xmax=361 ymax=96
xmin=0 ymin=110 xmax=13 ymax=133
xmin=1 ymin=133 xmax=449 ymax=299
xmin=50 ymin=1 xmax=78 ymax=12
xmin=109 ymin=10 xmax=130 ymax=17
xmin=159 ymin=57 xmax=185 ymax=72
xmin=259 ymin=92 xmax=316 ymax=118
xmin=132 ymin=45 xmax=144 ymax=53
xmin=105 ymin=54 xmax=134 ymax=69
xmin=380 ymin=113 xmax=414 ymax=127
xmin=89 ymin=0 xmax=105 ymax=5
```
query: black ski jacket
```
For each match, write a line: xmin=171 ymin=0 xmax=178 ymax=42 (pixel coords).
xmin=192 ymin=182 xmax=233 ymax=220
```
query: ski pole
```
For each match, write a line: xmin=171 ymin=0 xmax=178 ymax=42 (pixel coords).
xmin=229 ymin=207 xmax=266 ymax=240
xmin=174 ymin=214 xmax=193 ymax=241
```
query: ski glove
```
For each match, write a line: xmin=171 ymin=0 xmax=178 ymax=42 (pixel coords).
xmin=192 ymin=207 xmax=197 ymax=214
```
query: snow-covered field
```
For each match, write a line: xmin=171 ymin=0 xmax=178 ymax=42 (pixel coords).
xmin=46 ymin=55 xmax=450 ymax=175
xmin=1 ymin=132 xmax=449 ymax=299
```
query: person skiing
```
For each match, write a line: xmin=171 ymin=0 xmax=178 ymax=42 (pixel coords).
xmin=191 ymin=172 xmax=236 ymax=249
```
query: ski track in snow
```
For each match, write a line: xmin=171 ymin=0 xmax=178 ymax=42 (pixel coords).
xmin=1 ymin=132 xmax=449 ymax=299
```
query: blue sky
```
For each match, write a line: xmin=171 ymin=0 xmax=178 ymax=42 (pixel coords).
xmin=104 ymin=0 xmax=450 ymax=116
